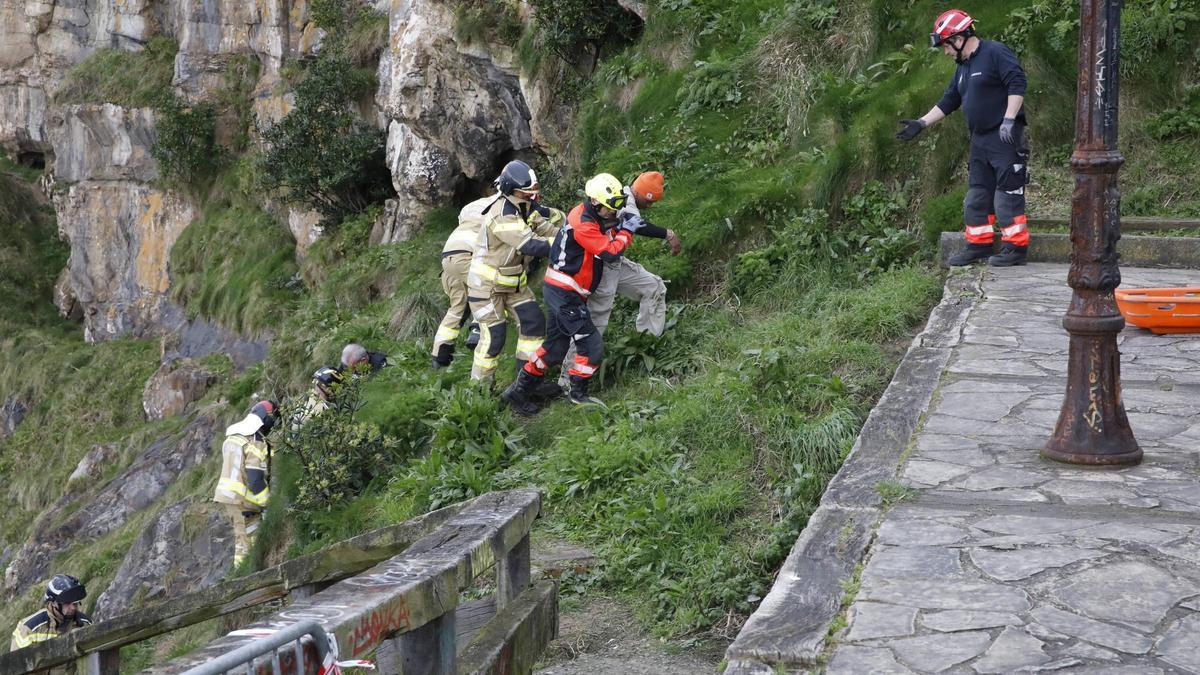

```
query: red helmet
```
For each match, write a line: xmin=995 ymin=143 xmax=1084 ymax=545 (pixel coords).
xmin=931 ymin=9 xmax=975 ymax=47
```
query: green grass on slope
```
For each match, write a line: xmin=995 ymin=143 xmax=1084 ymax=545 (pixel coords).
xmin=6 ymin=0 xmax=1196 ymax=653
xmin=169 ymin=162 xmax=302 ymax=336
xmin=0 ymin=172 xmax=66 ymax=330
xmin=0 ymin=170 xmax=199 ymax=637
xmin=53 ymin=36 xmax=178 ymax=108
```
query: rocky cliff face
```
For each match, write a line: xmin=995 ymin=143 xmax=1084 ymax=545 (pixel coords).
xmin=95 ymin=498 xmax=232 ymax=619
xmin=3 ymin=411 xmax=220 ymax=598
xmin=1 ymin=0 xmax=608 ymax=620
xmin=375 ymin=0 xmax=570 ymax=243
xmin=0 ymin=0 xmax=161 ymax=155
xmin=3 ymin=0 xmax=578 ymax=340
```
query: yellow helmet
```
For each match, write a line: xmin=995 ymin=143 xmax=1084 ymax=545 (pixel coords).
xmin=584 ymin=173 xmax=627 ymax=211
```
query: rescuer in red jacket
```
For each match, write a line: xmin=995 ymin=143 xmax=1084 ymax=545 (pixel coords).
xmin=500 ymin=173 xmax=642 ymax=414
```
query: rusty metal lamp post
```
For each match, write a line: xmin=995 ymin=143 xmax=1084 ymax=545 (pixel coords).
xmin=1043 ymin=0 xmax=1141 ymax=465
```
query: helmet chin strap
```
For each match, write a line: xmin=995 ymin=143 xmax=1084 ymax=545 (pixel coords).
xmin=951 ymin=34 xmax=971 ymax=64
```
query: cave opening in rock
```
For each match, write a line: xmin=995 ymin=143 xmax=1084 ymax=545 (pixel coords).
xmin=17 ymin=151 xmax=45 ymax=170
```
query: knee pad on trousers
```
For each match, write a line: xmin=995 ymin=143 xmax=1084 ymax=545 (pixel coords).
xmin=514 ymin=300 xmax=546 ymax=337
xmin=482 ymin=323 xmax=508 ymax=358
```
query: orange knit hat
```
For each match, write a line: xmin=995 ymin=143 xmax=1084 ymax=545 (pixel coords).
xmin=631 ymin=171 xmax=664 ymax=203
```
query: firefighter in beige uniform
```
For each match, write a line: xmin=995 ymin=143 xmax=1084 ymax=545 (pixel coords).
xmin=467 ymin=160 xmax=565 ymax=382
xmin=431 ymin=195 xmax=495 ymax=368
xmin=10 ymin=574 xmax=91 ymax=659
xmin=212 ymin=400 xmax=277 ymax=566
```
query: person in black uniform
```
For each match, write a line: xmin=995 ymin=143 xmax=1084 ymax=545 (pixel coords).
xmin=897 ymin=8 xmax=1031 ymax=267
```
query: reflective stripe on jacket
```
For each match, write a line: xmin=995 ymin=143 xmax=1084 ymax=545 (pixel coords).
xmin=545 ymin=202 xmax=632 ymax=298
xmin=10 ymin=609 xmax=91 ymax=652
xmin=469 ymin=196 xmax=563 ymax=293
xmin=212 ymin=434 xmax=269 ymax=510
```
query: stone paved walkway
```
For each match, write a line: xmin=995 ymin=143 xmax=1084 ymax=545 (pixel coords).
xmin=828 ymin=264 xmax=1200 ymax=674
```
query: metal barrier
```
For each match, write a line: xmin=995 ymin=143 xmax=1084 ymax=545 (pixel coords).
xmin=179 ymin=621 xmax=330 ymax=675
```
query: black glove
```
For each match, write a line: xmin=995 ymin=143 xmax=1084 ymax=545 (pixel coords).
xmin=999 ymin=117 xmax=1017 ymax=145
xmin=895 ymin=119 xmax=927 ymax=141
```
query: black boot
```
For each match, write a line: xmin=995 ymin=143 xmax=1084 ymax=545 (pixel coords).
xmin=989 ymin=244 xmax=1028 ymax=267
xmin=568 ymin=375 xmax=602 ymax=405
xmin=515 ymin=360 xmax=562 ymax=400
xmin=948 ymin=242 xmax=994 ymax=266
xmin=431 ymin=344 xmax=454 ymax=369
xmin=501 ymin=370 xmax=543 ymax=416
xmin=531 ymin=378 xmax=564 ymax=401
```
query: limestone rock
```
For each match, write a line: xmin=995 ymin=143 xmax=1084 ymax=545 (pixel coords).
xmin=289 ymin=206 xmax=324 ymax=257
xmin=159 ymin=315 xmax=269 ymax=371
xmin=0 ymin=84 xmax=49 ymax=153
xmin=46 ymin=104 xmax=160 ymax=183
xmin=53 ymin=181 xmax=195 ymax=342
xmin=53 ymin=265 xmax=82 ymax=321
xmin=0 ymin=0 xmax=160 ymax=154
xmin=378 ymin=0 xmax=535 ymax=242
xmin=67 ymin=442 xmax=122 ymax=485
xmin=4 ymin=412 xmax=220 ymax=596
xmin=95 ymin=499 xmax=231 ymax=619
xmin=173 ymin=0 xmax=322 ymax=100
xmin=143 ymin=359 xmax=218 ymax=420
xmin=618 ymin=0 xmax=649 ymax=21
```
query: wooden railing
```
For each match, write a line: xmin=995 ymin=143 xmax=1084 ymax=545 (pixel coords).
xmin=1 ymin=490 xmax=555 ymax=675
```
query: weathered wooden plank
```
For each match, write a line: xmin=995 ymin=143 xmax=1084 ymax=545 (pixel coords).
xmin=457 ymin=581 xmax=558 ymax=675
xmin=495 ymin=534 xmax=530 ymax=610
xmin=455 ymin=597 xmax=498 ymax=651
xmin=148 ymin=490 xmax=542 ymax=674
xmin=0 ymin=501 xmax=464 ymax=675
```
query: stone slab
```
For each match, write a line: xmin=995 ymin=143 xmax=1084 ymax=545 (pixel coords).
xmin=844 ymin=602 xmax=918 ymax=641
xmin=1030 ymin=606 xmax=1153 ymax=655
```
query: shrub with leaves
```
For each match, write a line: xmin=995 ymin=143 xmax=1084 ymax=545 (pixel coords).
xmin=258 ymin=53 xmax=392 ymax=224
xmin=679 ymin=60 xmax=744 ymax=116
xmin=528 ymin=0 xmax=640 ymax=66
xmin=152 ymin=97 xmax=224 ymax=193
xmin=392 ymin=385 xmax=528 ymax=511
xmin=731 ymin=182 xmax=919 ymax=296
xmin=278 ymin=378 xmax=403 ymax=512
xmin=1146 ymin=87 xmax=1200 ymax=140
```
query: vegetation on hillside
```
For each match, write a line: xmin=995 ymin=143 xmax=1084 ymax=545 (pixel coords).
xmin=2 ymin=0 xmax=1199 ymax=661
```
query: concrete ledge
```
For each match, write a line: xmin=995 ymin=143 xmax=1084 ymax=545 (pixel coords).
xmin=938 ymin=232 xmax=1200 ymax=269
xmin=725 ymin=271 xmax=982 ymax=671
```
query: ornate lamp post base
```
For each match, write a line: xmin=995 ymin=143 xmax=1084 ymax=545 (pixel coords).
xmin=1043 ymin=0 xmax=1140 ymax=466
xmin=1043 ymin=318 xmax=1141 ymax=465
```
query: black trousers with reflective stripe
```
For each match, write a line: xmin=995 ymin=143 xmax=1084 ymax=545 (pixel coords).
xmin=540 ymin=284 xmax=603 ymax=376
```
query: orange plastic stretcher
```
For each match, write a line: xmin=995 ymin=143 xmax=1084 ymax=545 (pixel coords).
xmin=1115 ymin=287 xmax=1200 ymax=334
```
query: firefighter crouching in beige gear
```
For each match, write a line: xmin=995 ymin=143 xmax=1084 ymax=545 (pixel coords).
xmin=468 ymin=160 xmax=565 ymax=381
xmin=10 ymin=574 xmax=92 ymax=659
xmin=212 ymin=400 xmax=278 ymax=566
xmin=431 ymin=195 xmax=494 ymax=368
